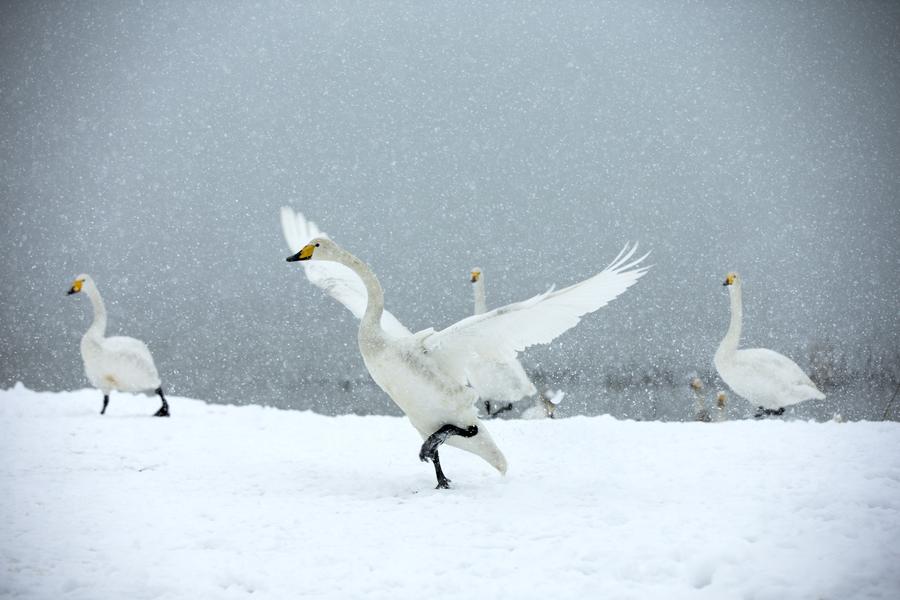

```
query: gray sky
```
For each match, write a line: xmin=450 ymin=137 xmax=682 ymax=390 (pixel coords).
xmin=2 ymin=1 xmax=898 ymax=414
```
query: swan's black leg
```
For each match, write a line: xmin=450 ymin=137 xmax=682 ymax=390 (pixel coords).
xmin=484 ymin=400 xmax=513 ymax=418
xmin=491 ymin=403 xmax=514 ymax=417
xmin=755 ymin=406 xmax=785 ymax=418
xmin=153 ymin=387 xmax=170 ymax=417
xmin=101 ymin=394 xmax=110 ymax=415
xmin=419 ymin=424 xmax=478 ymax=489
xmin=432 ymin=450 xmax=451 ymax=489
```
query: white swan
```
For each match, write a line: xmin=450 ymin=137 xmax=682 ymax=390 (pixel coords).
xmin=714 ymin=272 xmax=824 ymax=417
xmin=285 ymin=236 xmax=649 ymax=488
xmin=466 ymin=267 xmax=537 ymax=417
xmin=67 ymin=274 xmax=169 ymax=416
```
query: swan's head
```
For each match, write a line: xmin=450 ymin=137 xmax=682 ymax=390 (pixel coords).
xmin=470 ymin=268 xmax=482 ymax=284
xmin=67 ymin=274 xmax=91 ymax=295
xmin=723 ymin=272 xmax=740 ymax=287
xmin=286 ymin=237 xmax=338 ymax=263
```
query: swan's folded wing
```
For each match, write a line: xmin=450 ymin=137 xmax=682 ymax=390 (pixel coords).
xmin=280 ymin=207 xmax=411 ymax=338
xmin=103 ymin=336 xmax=160 ymax=379
xmin=739 ymin=348 xmax=822 ymax=392
xmin=422 ymin=243 xmax=650 ymax=379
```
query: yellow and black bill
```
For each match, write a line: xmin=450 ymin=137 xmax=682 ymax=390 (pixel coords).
xmin=286 ymin=243 xmax=315 ymax=262
xmin=67 ymin=279 xmax=84 ymax=295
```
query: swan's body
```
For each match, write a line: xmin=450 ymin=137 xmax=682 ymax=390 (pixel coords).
xmin=714 ymin=272 xmax=824 ymax=415
xmin=284 ymin=222 xmax=649 ymax=487
xmin=467 ymin=268 xmax=537 ymax=416
xmin=67 ymin=274 xmax=169 ymax=416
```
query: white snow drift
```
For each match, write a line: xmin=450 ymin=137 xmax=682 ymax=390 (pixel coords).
xmin=2 ymin=385 xmax=899 ymax=600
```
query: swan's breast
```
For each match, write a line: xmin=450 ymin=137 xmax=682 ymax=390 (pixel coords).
xmin=362 ymin=342 xmax=475 ymax=427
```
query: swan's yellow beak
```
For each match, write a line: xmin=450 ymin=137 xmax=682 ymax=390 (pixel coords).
xmin=287 ymin=244 xmax=315 ymax=262
xmin=723 ymin=273 xmax=736 ymax=286
xmin=470 ymin=270 xmax=481 ymax=283
xmin=67 ymin=279 xmax=83 ymax=295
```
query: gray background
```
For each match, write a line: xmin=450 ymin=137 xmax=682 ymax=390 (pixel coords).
xmin=2 ymin=1 xmax=898 ymax=419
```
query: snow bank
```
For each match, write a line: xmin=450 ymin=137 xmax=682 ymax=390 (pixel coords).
xmin=2 ymin=385 xmax=899 ymax=599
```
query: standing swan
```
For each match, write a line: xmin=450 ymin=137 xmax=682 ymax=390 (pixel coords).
xmin=286 ymin=238 xmax=648 ymax=488
xmin=467 ymin=268 xmax=537 ymax=418
xmin=67 ymin=274 xmax=170 ymax=417
xmin=714 ymin=272 xmax=824 ymax=418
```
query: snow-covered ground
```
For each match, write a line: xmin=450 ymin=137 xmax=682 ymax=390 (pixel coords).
xmin=2 ymin=385 xmax=899 ymax=600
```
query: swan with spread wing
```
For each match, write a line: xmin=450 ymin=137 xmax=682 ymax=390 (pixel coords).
xmin=283 ymin=212 xmax=649 ymax=488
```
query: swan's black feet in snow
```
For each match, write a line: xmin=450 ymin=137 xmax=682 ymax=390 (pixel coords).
xmin=153 ymin=387 xmax=170 ymax=417
xmin=484 ymin=400 xmax=514 ymax=418
xmin=419 ymin=424 xmax=478 ymax=489
xmin=754 ymin=406 xmax=785 ymax=419
xmin=100 ymin=394 xmax=109 ymax=415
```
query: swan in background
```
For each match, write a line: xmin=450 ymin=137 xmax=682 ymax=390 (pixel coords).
xmin=67 ymin=274 xmax=169 ymax=417
xmin=521 ymin=389 xmax=565 ymax=420
xmin=714 ymin=391 xmax=728 ymax=422
xmin=689 ymin=376 xmax=711 ymax=422
xmin=467 ymin=267 xmax=537 ymax=418
xmin=285 ymin=235 xmax=649 ymax=488
xmin=714 ymin=272 xmax=824 ymax=418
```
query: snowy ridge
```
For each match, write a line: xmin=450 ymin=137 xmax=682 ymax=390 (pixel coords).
xmin=2 ymin=385 xmax=900 ymax=599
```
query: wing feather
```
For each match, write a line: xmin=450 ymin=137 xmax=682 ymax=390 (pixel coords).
xmin=422 ymin=243 xmax=650 ymax=380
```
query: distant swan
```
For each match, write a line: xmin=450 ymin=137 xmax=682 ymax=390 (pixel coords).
xmin=521 ymin=389 xmax=565 ymax=420
xmin=285 ymin=235 xmax=649 ymax=488
xmin=714 ymin=272 xmax=824 ymax=418
xmin=67 ymin=274 xmax=169 ymax=417
xmin=467 ymin=267 xmax=537 ymax=418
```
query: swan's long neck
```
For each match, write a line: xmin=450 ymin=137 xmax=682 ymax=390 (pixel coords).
xmin=717 ymin=284 xmax=742 ymax=358
xmin=337 ymin=248 xmax=385 ymax=334
xmin=83 ymin=281 xmax=108 ymax=339
xmin=472 ymin=278 xmax=487 ymax=315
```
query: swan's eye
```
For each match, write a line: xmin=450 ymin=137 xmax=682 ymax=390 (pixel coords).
xmin=315 ymin=242 xmax=320 ymax=247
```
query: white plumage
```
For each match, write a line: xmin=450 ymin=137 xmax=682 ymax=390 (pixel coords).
xmin=466 ymin=267 xmax=537 ymax=412
xmin=283 ymin=215 xmax=649 ymax=487
xmin=67 ymin=274 xmax=169 ymax=416
xmin=714 ymin=272 xmax=824 ymax=415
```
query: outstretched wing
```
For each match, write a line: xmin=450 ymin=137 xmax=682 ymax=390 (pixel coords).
xmin=421 ymin=243 xmax=650 ymax=383
xmin=280 ymin=207 xmax=411 ymax=338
